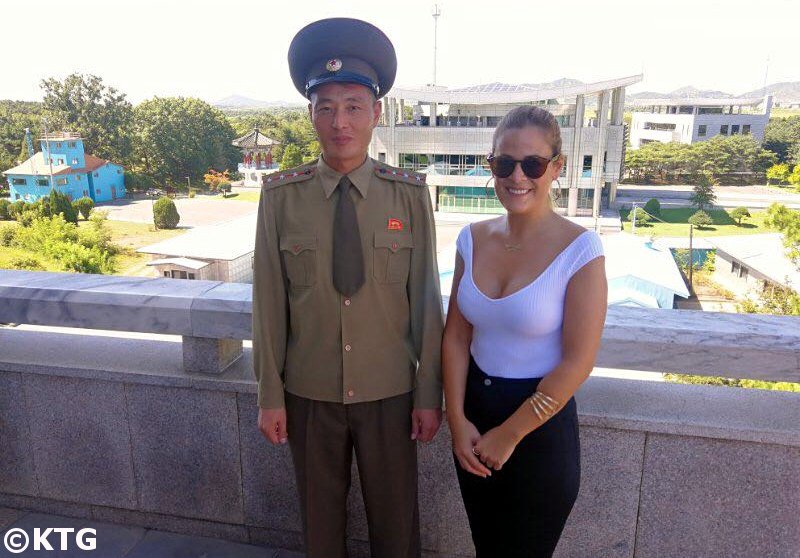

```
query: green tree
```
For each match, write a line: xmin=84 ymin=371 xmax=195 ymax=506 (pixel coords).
xmin=133 ymin=97 xmax=240 ymax=184
xmin=763 ymin=116 xmax=800 ymax=164
xmin=643 ymin=198 xmax=661 ymax=216
xmin=0 ymin=100 xmax=43 ymax=172
xmin=47 ymin=189 xmax=78 ymax=224
xmin=41 ymin=73 xmax=134 ymax=164
xmin=765 ymin=203 xmax=800 ymax=263
xmin=766 ymin=163 xmax=790 ymax=185
xmin=690 ymin=171 xmax=718 ymax=209
xmin=688 ymin=210 xmax=713 ymax=229
xmin=789 ymin=165 xmax=800 ymax=189
xmin=730 ymin=207 xmax=751 ymax=225
xmin=153 ymin=196 xmax=180 ymax=229
xmin=280 ymin=143 xmax=304 ymax=170
xmin=73 ymin=196 xmax=95 ymax=220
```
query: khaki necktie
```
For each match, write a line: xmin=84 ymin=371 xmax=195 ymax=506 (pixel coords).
xmin=333 ymin=176 xmax=364 ymax=296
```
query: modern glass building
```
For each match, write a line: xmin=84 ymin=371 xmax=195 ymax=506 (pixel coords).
xmin=368 ymin=75 xmax=642 ymax=217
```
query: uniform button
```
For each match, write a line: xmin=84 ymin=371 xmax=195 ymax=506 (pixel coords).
xmin=391 ymin=242 xmax=399 ymax=250
xmin=345 ymin=344 xmax=352 ymax=352
xmin=344 ymin=299 xmax=351 ymax=306
xmin=347 ymin=389 xmax=355 ymax=397
xmin=484 ymin=378 xmax=492 ymax=386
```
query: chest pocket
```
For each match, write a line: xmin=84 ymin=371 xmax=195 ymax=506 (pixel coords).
xmin=373 ymin=231 xmax=414 ymax=284
xmin=280 ymin=235 xmax=317 ymax=287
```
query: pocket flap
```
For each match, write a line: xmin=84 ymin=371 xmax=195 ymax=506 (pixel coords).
xmin=280 ymin=236 xmax=317 ymax=255
xmin=374 ymin=231 xmax=414 ymax=253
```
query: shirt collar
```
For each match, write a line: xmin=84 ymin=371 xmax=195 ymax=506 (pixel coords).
xmin=317 ymin=155 xmax=373 ymax=199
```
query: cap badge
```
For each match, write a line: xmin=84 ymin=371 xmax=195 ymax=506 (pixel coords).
xmin=326 ymin=58 xmax=342 ymax=72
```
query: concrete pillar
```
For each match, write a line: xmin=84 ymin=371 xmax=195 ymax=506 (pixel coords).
xmin=567 ymin=94 xmax=585 ymax=216
xmin=430 ymin=103 xmax=438 ymax=127
xmin=591 ymin=91 xmax=610 ymax=218
xmin=182 ymin=336 xmax=243 ymax=375
xmin=398 ymin=98 xmax=405 ymax=123
xmin=610 ymin=87 xmax=626 ymax=126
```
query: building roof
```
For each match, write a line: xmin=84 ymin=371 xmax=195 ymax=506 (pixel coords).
xmin=137 ymin=213 xmax=257 ymax=261
xmin=146 ymin=257 xmax=211 ymax=270
xmin=2 ymin=152 xmax=115 ymax=177
xmin=390 ymin=74 xmax=642 ymax=105
xmin=631 ymin=97 xmax=765 ymax=107
xmin=231 ymin=129 xmax=280 ymax=149
xmin=39 ymin=131 xmax=82 ymax=141
xmin=707 ymin=233 xmax=800 ymax=289
xmin=602 ymin=233 xmax=691 ymax=299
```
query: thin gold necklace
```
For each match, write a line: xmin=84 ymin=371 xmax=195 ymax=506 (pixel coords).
xmin=504 ymin=242 xmax=523 ymax=251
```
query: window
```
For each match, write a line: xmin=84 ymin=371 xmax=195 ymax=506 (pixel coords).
xmin=56 ymin=178 xmax=68 ymax=186
xmin=560 ymin=156 xmax=567 ymax=177
xmin=93 ymin=172 xmax=99 ymax=177
xmin=76 ymin=174 xmax=82 ymax=180
xmin=96 ymin=189 xmax=101 ymax=194
xmin=698 ymin=107 xmax=723 ymax=115
xmin=15 ymin=193 xmax=20 ymax=200
xmin=643 ymin=122 xmax=676 ymax=131
xmin=83 ymin=190 xmax=88 ymax=197
xmin=678 ymin=106 xmax=694 ymax=114
xmin=56 ymin=142 xmax=61 ymax=148
xmin=731 ymin=261 xmax=740 ymax=274
xmin=188 ymin=273 xmax=196 ymax=280
xmin=163 ymin=271 xmax=170 ymax=277
xmin=743 ymin=124 xmax=751 ymax=134
xmin=12 ymin=178 xmax=26 ymax=185
xmin=698 ymin=125 xmax=707 ymax=136
xmin=37 ymin=179 xmax=48 ymax=186
xmin=68 ymin=142 xmax=76 ymax=148
xmin=731 ymin=124 xmax=740 ymax=134
xmin=71 ymin=159 xmax=78 ymax=165
xmin=171 ymin=270 xmax=188 ymax=279
xmin=720 ymin=125 xmax=729 ymax=135
xmin=739 ymin=266 xmax=749 ymax=279
xmin=582 ymin=155 xmax=592 ymax=178
xmin=117 ymin=169 xmax=122 ymax=174
xmin=58 ymin=158 xmax=64 ymax=165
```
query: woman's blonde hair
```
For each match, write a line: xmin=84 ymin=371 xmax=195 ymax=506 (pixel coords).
xmin=491 ymin=105 xmax=563 ymax=208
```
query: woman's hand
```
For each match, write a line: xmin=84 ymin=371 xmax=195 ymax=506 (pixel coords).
xmin=449 ymin=415 xmax=492 ymax=478
xmin=472 ymin=424 xmax=521 ymax=471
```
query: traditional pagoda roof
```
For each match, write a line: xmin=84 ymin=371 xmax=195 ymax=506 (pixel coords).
xmin=231 ymin=128 xmax=280 ymax=149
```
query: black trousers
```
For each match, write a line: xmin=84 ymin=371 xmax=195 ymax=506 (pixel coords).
xmin=285 ymin=390 xmax=420 ymax=558
xmin=455 ymin=357 xmax=580 ymax=558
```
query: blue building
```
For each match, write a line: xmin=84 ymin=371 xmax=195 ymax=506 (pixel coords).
xmin=2 ymin=132 xmax=125 ymax=203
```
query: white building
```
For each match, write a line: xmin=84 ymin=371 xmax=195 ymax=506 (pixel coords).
xmin=369 ymin=75 xmax=642 ymax=217
xmin=137 ymin=214 xmax=256 ymax=282
xmin=707 ymin=233 xmax=800 ymax=300
xmin=630 ymin=96 xmax=772 ymax=149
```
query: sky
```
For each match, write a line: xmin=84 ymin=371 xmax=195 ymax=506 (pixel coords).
xmin=3 ymin=0 xmax=798 ymax=104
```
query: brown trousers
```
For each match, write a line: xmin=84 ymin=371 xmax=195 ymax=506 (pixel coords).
xmin=285 ymin=390 xmax=421 ymax=558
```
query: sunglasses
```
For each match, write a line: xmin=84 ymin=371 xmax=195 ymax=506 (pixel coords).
xmin=486 ymin=153 xmax=560 ymax=179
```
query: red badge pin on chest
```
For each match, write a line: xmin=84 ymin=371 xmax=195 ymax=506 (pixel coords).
xmin=387 ymin=218 xmax=403 ymax=231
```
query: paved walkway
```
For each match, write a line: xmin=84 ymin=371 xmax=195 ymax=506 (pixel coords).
xmin=617 ymin=184 xmax=800 ymax=210
xmin=0 ymin=508 xmax=302 ymax=557
xmin=96 ymin=194 xmax=256 ymax=228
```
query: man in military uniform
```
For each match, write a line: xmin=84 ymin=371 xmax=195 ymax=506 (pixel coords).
xmin=252 ymin=18 xmax=444 ymax=558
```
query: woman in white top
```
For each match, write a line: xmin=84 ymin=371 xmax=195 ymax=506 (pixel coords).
xmin=442 ymin=105 xmax=608 ymax=557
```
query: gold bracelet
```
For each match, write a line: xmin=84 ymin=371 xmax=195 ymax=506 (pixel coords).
xmin=528 ymin=390 xmax=562 ymax=422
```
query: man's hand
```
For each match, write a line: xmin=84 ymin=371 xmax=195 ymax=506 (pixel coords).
xmin=411 ymin=408 xmax=442 ymax=443
xmin=258 ymin=407 xmax=288 ymax=445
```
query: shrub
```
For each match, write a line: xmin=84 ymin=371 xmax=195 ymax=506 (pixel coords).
xmin=77 ymin=211 xmax=116 ymax=254
xmin=643 ymin=198 xmax=661 ymax=217
xmin=630 ymin=207 xmax=651 ymax=226
xmin=16 ymin=209 xmax=41 ymax=227
xmin=9 ymin=255 xmax=45 ymax=271
xmin=73 ymin=197 xmax=94 ymax=220
xmin=688 ymin=210 xmax=713 ymax=228
xmin=188 ymin=189 xmax=196 ymax=199
xmin=153 ymin=196 xmax=180 ymax=229
xmin=0 ymin=199 xmax=10 ymax=220
xmin=8 ymin=200 xmax=27 ymax=219
xmin=729 ymin=207 xmax=751 ymax=225
xmin=55 ymin=242 xmax=112 ymax=274
xmin=47 ymin=190 xmax=78 ymax=224
xmin=0 ymin=224 xmax=16 ymax=246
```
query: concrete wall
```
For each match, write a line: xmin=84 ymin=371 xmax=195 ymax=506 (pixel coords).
xmin=0 ymin=334 xmax=797 ymax=558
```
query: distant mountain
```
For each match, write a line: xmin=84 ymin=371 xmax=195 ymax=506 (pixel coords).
xmin=213 ymin=95 xmax=301 ymax=109
xmin=628 ymin=82 xmax=800 ymax=102
xmin=521 ymin=78 xmax=585 ymax=89
xmin=740 ymin=81 xmax=800 ymax=101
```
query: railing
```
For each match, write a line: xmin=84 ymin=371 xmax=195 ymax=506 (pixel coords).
xmin=1 ymin=269 xmax=798 ymax=557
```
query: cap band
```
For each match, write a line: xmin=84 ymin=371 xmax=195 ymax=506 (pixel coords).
xmin=305 ymin=71 xmax=380 ymax=98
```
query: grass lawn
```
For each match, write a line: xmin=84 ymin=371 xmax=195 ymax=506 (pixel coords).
xmin=221 ymin=191 xmax=260 ymax=203
xmin=619 ymin=207 xmax=775 ymax=237
xmin=0 ymin=218 xmax=186 ymax=277
xmin=764 ymin=183 xmax=798 ymax=194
